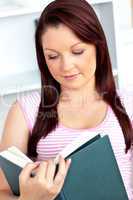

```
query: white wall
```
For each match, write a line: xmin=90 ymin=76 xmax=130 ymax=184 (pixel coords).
xmin=113 ymin=0 xmax=133 ymax=89
xmin=0 ymin=12 xmax=39 ymax=78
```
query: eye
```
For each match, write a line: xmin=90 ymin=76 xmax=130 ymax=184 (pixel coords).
xmin=48 ymin=55 xmax=58 ymax=60
xmin=47 ymin=50 xmax=84 ymax=60
xmin=73 ymin=50 xmax=84 ymax=55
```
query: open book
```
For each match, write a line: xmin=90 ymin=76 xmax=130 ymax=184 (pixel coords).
xmin=0 ymin=131 xmax=99 ymax=168
xmin=0 ymin=132 xmax=129 ymax=200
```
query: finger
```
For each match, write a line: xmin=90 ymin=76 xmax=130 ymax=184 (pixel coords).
xmin=45 ymin=159 xmax=56 ymax=184
xmin=36 ymin=160 xmax=48 ymax=180
xmin=53 ymin=156 xmax=66 ymax=186
xmin=19 ymin=162 xmax=40 ymax=182
xmin=65 ymin=158 xmax=72 ymax=172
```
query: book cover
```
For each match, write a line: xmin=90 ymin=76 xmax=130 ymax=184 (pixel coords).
xmin=55 ymin=135 xmax=129 ymax=200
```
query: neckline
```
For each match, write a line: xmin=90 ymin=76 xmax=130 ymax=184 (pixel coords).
xmin=58 ymin=104 xmax=111 ymax=131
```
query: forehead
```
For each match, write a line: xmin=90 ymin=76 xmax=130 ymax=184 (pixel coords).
xmin=41 ymin=24 xmax=83 ymax=50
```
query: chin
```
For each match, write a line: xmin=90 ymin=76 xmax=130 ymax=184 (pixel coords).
xmin=62 ymin=81 xmax=86 ymax=90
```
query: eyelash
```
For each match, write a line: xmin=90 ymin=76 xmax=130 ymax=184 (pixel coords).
xmin=48 ymin=50 xmax=84 ymax=60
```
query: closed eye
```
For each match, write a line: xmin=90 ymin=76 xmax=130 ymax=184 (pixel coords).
xmin=48 ymin=55 xmax=58 ymax=60
xmin=47 ymin=50 xmax=84 ymax=60
xmin=73 ymin=50 xmax=84 ymax=55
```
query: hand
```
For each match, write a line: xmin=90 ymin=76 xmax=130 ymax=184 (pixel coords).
xmin=18 ymin=156 xmax=71 ymax=200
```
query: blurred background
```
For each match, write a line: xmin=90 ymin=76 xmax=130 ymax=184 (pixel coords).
xmin=0 ymin=0 xmax=133 ymax=138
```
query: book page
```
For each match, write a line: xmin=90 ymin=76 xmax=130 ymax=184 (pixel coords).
xmin=8 ymin=146 xmax=31 ymax=161
xmin=0 ymin=132 xmax=100 ymax=166
xmin=0 ymin=148 xmax=33 ymax=168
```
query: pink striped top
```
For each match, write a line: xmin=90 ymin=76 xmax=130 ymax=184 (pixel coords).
xmin=17 ymin=89 xmax=133 ymax=199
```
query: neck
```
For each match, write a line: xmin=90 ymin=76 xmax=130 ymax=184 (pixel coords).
xmin=60 ymin=78 xmax=100 ymax=107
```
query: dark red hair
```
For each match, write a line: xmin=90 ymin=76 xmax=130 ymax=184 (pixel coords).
xmin=27 ymin=0 xmax=133 ymax=160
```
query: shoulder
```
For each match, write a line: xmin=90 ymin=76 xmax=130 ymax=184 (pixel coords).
xmin=17 ymin=89 xmax=41 ymax=106
xmin=117 ymin=88 xmax=133 ymax=120
xmin=16 ymin=90 xmax=41 ymax=132
xmin=17 ymin=90 xmax=41 ymax=112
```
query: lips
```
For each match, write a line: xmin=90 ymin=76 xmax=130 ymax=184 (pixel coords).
xmin=64 ymin=73 xmax=79 ymax=78
xmin=63 ymin=73 xmax=80 ymax=80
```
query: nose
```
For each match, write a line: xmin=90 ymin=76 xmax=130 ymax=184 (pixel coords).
xmin=60 ymin=55 xmax=75 ymax=72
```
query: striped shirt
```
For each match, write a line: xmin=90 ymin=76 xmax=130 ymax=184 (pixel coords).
xmin=17 ymin=89 xmax=133 ymax=199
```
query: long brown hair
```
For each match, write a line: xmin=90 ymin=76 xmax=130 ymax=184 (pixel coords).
xmin=27 ymin=0 xmax=133 ymax=160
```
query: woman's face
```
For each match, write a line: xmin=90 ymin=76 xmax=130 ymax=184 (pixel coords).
xmin=42 ymin=23 xmax=96 ymax=90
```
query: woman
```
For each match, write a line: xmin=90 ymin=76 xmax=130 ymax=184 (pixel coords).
xmin=0 ymin=0 xmax=133 ymax=199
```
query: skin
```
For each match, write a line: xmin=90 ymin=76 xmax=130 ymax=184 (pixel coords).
xmin=18 ymin=157 xmax=71 ymax=200
xmin=42 ymin=23 xmax=108 ymax=130
xmin=42 ymin=23 xmax=97 ymax=101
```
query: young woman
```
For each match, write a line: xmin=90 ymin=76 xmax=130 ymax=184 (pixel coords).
xmin=0 ymin=0 xmax=133 ymax=199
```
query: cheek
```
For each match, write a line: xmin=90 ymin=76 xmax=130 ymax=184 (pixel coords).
xmin=46 ymin=63 xmax=60 ymax=80
xmin=48 ymin=66 xmax=57 ymax=76
xmin=45 ymin=59 xmax=55 ymax=74
xmin=88 ymin=64 xmax=96 ymax=77
xmin=81 ymin=54 xmax=96 ymax=75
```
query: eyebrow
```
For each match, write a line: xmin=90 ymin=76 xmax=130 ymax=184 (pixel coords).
xmin=44 ymin=42 xmax=83 ymax=53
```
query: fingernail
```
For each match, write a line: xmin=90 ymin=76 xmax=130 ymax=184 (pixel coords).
xmin=67 ymin=158 xmax=71 ymax=164
xmin=34 ymin=161 xmax=40 ymax=165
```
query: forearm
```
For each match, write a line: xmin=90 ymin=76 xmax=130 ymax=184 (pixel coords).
xmin=0 ymin=190 xmax=19 ymax=200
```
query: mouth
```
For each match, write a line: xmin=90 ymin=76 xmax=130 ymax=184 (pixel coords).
xmin=63 ymin=73 xmax=80 ymax=80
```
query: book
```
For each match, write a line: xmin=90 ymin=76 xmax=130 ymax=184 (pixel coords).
xmin=55 ymin=135 xmax=129 ymax=200
xmin=0 ymin=133 xmax=129 ymax=199
xmin=0 ymin=131 xmax=99 ymax=196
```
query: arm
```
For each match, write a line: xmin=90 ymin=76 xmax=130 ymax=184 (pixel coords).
xmin=0 ymin=101 xmax=30 ymax=200
xmin=0 ymin=101 xmax=71 ymax=200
